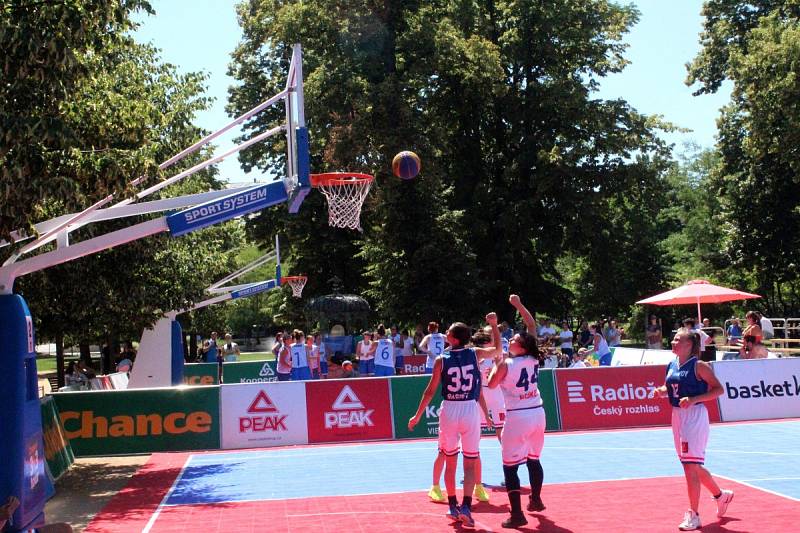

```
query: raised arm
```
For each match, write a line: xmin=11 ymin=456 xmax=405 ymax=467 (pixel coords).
xmin=475 ymin=312 xmax=502 ymax=360
xmin=510 ymin=294 xmax=537 ymax=335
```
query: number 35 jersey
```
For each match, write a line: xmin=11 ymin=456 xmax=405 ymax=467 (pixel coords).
xmin=440 ymin=348 xmax=481 ymax=402
xmin=500 ymin=356 xmax=542 ymax=410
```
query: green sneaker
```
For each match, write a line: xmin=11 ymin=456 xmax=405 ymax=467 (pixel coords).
xmin=473 ymin=483 xmax=490 ymax=502
xmin=428 ymin=484 xmax=446 ymax=503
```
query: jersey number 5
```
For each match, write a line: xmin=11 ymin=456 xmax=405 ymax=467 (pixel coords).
xmin=447 ymin=365 xmax=475 ymax=392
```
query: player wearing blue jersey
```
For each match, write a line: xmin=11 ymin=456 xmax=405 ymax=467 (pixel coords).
xmin=409 ymin=313 xmax=502 ymax=529
xmin=656 ymin=328 xmax=733 ymax=531
xmin=489 ymin=295 xmax=547 ymax=529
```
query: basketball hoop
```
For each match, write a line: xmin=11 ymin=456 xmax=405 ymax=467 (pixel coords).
xmin=282 ymin=275 xmax=307 ymax=298
xmin=310 ymin=172 xmax=373 ymax=230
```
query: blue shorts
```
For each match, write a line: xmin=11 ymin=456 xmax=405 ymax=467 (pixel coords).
xmin=359 ymin=359 xmax=375 ymax=375
xmin=375 ymin=365 xmax=395 ymax=377
xmin=291 ymin=367 xmax=312 ymax=380
xmin=425 ymin=367 xmax=433 ymax=374
xmin=395 ymin=355 xmax=404 ymax=370
xmin=277 ymin=372 xmax=291 ymax=381
xmin=320 ymin=359 xmax=328 ymax=374
xmin=599 ymin=352 xmax=613 ymax=366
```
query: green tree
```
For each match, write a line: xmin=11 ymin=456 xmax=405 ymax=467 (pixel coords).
xmin=229 ymin=0 xmax=671 ymax=326
xmin=689 ymin=3 xmax=800 ymax=315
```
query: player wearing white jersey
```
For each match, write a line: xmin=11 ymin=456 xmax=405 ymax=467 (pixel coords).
xmin=289 ymin=330 xmax=312 ymax=381
xmin=420 ymin=322 xmax=447 ymax=374
xmin=489 ymin=296 xmax=547 ymax=529
xmin=368 ymin=325 xmax=396 ymax=376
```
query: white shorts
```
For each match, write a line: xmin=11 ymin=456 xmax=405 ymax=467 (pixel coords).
xmin=438 ymin=400 xmax=481 ymax=459
xmin=671 ymin=404 xmax=710 ymax=464
xmin=500 ymin=406 xmax=545 ymax=466
xmin=480 ymin=386 xmax=506 ymax=429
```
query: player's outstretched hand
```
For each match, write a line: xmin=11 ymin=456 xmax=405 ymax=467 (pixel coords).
xmin=408 ymin=414 xmax=420 ymax=431
xmin=509 ymin=294 xmax=521 ymax=306
xmin=486 ymin=312 xmax=498 ymax=326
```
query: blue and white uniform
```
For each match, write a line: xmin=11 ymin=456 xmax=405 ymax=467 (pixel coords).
xmin=438 ymin=348 xmax=482 ymax=458
xmin=374 ymin=337 xmax=396 ymax=376
xmin=666 ymin=357 xmax=710 ymax=464
xmin=594 ymin=333 xmax=612 ymax=366
xmin=499 ymin=355 xmax=545 ymax=466
xmin=479 ymin=357 xmax=505 ymax=429
xmin=426 ymin=333 xmax=446 ymax=373
xmin=290 ymin=342 xmax=312 ymax=381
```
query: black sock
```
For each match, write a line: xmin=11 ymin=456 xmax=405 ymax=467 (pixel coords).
xmin=462 ymin=496 xmax=472 ymax=509
xmin=713 ymin=492 xmax=722 ymax=499
xmin=503 ymin=464 xmax=522 ymax=514
xmin=448 ymin=495 xmax=458 ymax=506
xmin=527 ymin=458 xmax=544 ymax=499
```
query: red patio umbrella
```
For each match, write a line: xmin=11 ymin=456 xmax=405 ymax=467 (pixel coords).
xmin=636 ymin=279 xmax=761 ymax=322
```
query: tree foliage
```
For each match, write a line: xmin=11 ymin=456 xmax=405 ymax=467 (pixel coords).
xmin=228 ymin=0 xmax=672 ymax=326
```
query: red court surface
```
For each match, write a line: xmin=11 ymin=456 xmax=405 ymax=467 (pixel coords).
xmin=86 ymin=451 xmax=800 ymax=533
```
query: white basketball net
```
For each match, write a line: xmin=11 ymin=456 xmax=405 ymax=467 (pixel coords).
xmin=286 ymin=277 xmax=307 ymax=298
xmin=316 ymin=178 xmax=372 ymax=230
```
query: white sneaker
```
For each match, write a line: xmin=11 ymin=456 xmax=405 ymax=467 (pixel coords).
xmin=678 ymin=510 xmax=701 ymax=531
xmin=715 ymin=489 xmax=734 ymax=518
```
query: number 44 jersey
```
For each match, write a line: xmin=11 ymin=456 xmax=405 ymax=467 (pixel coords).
xmin=500 ymin=356 xmax=543 ymax=410
xmin=440 ymin=348 xmax=481 ymax=402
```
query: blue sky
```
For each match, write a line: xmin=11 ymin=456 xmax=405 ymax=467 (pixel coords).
xmin=133 ymin=0 xmax=731 ymax=183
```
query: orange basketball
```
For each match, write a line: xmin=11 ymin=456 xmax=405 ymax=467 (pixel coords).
xmin=392 ymin=151 xmax=421 ymax=179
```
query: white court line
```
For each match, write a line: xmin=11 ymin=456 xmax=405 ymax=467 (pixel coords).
xmin=156 ymin=474 xmax=680 ymax=507
xmin=716 ymin=474 xmax=800 ymax=502
xmin=142 ymin=455 xmax=193 ymax=532
xmin=548 ymin=446 xmax=800 ymax=457
xmin=738 ymin=477 xmax=800 ymax=482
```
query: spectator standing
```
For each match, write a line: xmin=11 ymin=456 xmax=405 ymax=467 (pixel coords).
xmin=646 ymin=315 xmax=663 ymax=350
xmin=578 ymin=321 xmax=592 ymax=348
xmin=274 ymin=334 xmax=291 ymax=381
xmin=220 ymin=334 xmax=240 ymax=362
xmin=413 ymin=323 xmax=425 ymax=353
xmin=570 ymin=350 xmax=590 ymax=368
xmin=398 ymin=330 xmax=413 ymax=375
xmin=538 ymin=318 xmax=556 ymax=344
xmin=558 ymin=321 xmax=574 ymax=358
xmin=605 ymin=320 xmax=623 ymax=347
xmin=759 ymin=312 xmax=775 ymax=340
xmin=543 ymin=349 xmax=560 ymax=369
xmin=500 ymin=321 xmax=514 ymax=341
xmin=355 ymin=331 xmax=374 ymax=376
xmin=391 ymin=326 xmax=403 ymax=374
xmin=307 ymin=334 xmax=321 ymax=379
xmin=205 ymin=331 xmax=219 ymax=363
xmin=316 ymin=333 xmax=329 ymax=379
xmin=727 ymin=319 xmax=743 ymax=343
xmin=741 ymin=311 xmax=762 ymax=346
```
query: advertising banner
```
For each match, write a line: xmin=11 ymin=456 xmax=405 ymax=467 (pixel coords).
xmin=220 ymin=382 xmax=308 ymax=449
xmin=222 ymin=360 xmax=278 ymax=384
xmin=306 ymin=378 xmax=393 ymax=443
xmin=610 ymin=348 xmax=643 ymax=367
xmin=556 ymin=365 xmax=721 ymax=430
xmin=183 ymin=363 xmax=219 ymax=386
xmin=713 ymin=358 xmax=800 ymax=422
xmin=640 ymin=350 xmax=675 ymax=366
xmin=53 ymin=387 xmax=220 ymax=456
xmin=402 ymin=355 xmax=428 ymax=375
xmin=40 ymin=396 xmax=74 ymax=480
xmin=391 ymin=370 xmax=561 ymax=439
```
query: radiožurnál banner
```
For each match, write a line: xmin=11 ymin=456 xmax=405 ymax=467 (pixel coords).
xmin=305 ymin=378 xmax=393 ymax=443
xmin=713 ymin=358 xmax=800 ymax=422
xmin=52 ymin=387 xmax=220 ymax=456
xmin=556 ymin=365 xmax=721 ymax=430
xmin=220 ymin=382 xmax=308 ymax=449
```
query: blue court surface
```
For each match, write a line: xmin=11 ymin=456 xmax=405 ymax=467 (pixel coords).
xmin=166 ymin=419 xmax=800 ymax=505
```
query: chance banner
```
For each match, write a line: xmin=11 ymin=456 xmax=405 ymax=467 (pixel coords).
xmin=53 ymin=386 xmax=220 ymax=456
xmin=184 ymin=363 xmax=219 ymax=385
xmin=556 ymin=365 xmax=721 ymax=430
xmin=713 ymin=358 xmax=800 ymax=422
xmin=220 ymin=382 xmax=308 ymax=449
xmin=40 ymin=396 xmax=74 ymax=480
xmin=306 ymin=378 xmax=393 ymax=443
